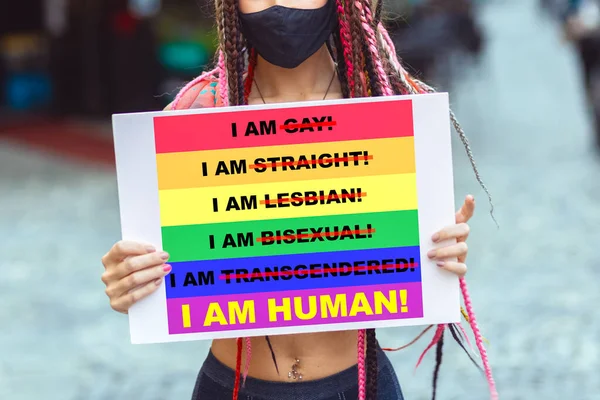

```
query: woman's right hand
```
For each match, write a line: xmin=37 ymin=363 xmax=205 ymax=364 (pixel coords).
xmin=101 ymin=241 xmax=172 ymax=314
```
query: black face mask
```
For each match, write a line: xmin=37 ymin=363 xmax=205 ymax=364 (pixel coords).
xmin=239 ymin=0 xmax=337 ymax=69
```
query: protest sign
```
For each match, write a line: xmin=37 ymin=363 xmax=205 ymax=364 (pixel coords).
xmin=112 ymin=93 xmax=460 ymax=344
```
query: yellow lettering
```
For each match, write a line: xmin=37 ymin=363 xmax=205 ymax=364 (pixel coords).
xmin=320 ymin=294 xmax=348 ymax=318
xmin=349 ymin=292 xmax=374 ymax=316
xmin=374 ymin=290 xmax=397 ymax=315
xmin=228 ymin=300 xmax=256 ymax=324
xmin=181 ymin=304 xmax=191 ymax=328
xmin=203 ymin=302 xmax=228 ymax=326
xmin=294 ymin=296 xmax=317 ymax=320
xmin=268 ymin=298 xmax=292 ymax=322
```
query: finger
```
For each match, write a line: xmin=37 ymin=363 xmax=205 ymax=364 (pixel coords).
xmin=432 ymin=223 xmax=470 ymax=243
xmin=116 ymin=251 xmax=170 ymax=281
xmin=455 ymin=195 xmax=475 ymax=224
xmin=104 ymin=240 xmax=156 ymax=265
xmin=427 ymin=242 xmax=468 ymax=261
xmin=109 ymin=264 xmax=171 ymax=298
xmin=109 ymin=277 xmax=164 ymax=314
xmin=436 ymin=261 xmax=467 ymax=277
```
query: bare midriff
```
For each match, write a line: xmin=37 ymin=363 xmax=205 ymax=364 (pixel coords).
xmin=211 ymin=330 xmax=359 ymax=382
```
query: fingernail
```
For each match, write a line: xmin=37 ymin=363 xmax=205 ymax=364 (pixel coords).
xmin=160 ymin=252 xmax=170 ymax=260
xmin=427 ymin=250 xmax=436 ymax=259
xmin=154 ymin=278 xmax=162 ymax=286
xmin=437 ymin=261 xmax=445 ymax=267
xmin=146 ymin=246 xmax=156 ymax=253
xmin=431 ymin=233 xmax=440 ymax=242
xmin=163 ymin=264 xmax=172 ymax=273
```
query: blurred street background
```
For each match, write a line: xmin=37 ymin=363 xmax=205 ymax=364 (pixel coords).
xmin=1 ymin=0 xmax=600 ymax=399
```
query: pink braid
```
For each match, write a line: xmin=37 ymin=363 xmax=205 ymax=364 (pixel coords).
xmin=357 ymin=329 xmax=366 ymax=400
xmin=415 ymin=324 xmax=445 ymax=371
xmin=218 ymin=50 xmax=229 ymax=106
xmin=242 ymin=337 xmax=252 ymax=386
xmin=353 ymin=0 xmax=393 ymax=96
xmin=171 ymin=68 xmax=219 ymax=110
xmin=460 ymin=278 xmax=498 ymax=400
xmin=336 ymin=0 xmax=356 ymax=97
xmin=456 ymin=322 xmax=476 ymax=353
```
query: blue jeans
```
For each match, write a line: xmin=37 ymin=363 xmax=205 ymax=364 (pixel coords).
xmin=191 ymin=348 xmax=404 ymax=400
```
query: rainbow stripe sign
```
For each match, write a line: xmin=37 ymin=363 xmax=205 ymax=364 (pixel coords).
xmin=112 ymin=94 xmax=460 ymax=344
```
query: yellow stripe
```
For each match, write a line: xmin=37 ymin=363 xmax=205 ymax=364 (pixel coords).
xmin=182 ymin=304 xmax=191 ymax=328
xmin=159 ymin=173 xmax=417 ymax=226
xmin=156 ymin=137 xmax=415 ymax=190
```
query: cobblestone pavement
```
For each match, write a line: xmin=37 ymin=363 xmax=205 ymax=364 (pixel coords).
xmin=2 ymin=1 xmax=600 ymax=400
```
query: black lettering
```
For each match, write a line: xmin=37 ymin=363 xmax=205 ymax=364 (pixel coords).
xmin=281 ymin=156 xmax=295 ymax=171
xmin=367 ymin=260 xmax=381 ymax=275
xmin=295 ymin=265 xmax=308 ymax=279
xmin=284 ymin=118 xmax=298 ymax=133
xmin=266 ymin=157 xmax=279 ymax=172
xmin=309 ymin=264 xmax=322 ymax=278
xmin=253 ymin=158 xmax=267 ymax=173
xmin=354 ymin=261 xmax=366 ymax=275
xmin=236 ymin=268 xmax=250 ymax=283
xmin=283 ymin=229 xmax=295 ymax=244
xmin=221 ymin=269 xmax=234 ymax=284
xmin=245 ymin=121 xmax=259 ymax=136
xmin=339 ymin=262 xmax=353 ymax=276
xmin=310 ymin=227 xmax=324 ymax=242
xmin=280 ymin=266 xmax=293 ymax=280
xmin=312 ymin=116 xmax=327 ymax=131
xmin=299 ymin=117 xmax=314 ymax=132
xmin=261 ymin=231 xmax=275 ymax=245
xmin=198 ymin=271 xmax=214 ymax=285
xmin=226 ymin=195 xmax=257 ymax=211
xmin=260 ymin=120 xmax=276 ymax=135
xmin=229 ymin=160 xmax=247 ymax=175
xmin=396 ymin=258 xmax=409 ymax=273
xmin=382 ymin=259 xmax=395 ymax=273
xmin=183 ymin=272 xmax=197 ymax=286
xmin=264 ymin=194 xmax=276 ymax=209
xmin=277 ymin=193 xmax=290 ymax=208
xmin=250 ymin=267 xmax=265 ymax=282
xmin=291 ymin=192 xmax=304 ymax=206
xmin=297 ymin=228 xmax=309 ymax=243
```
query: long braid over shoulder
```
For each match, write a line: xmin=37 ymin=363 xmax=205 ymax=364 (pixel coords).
xmin=171 ymin=0 xmax=497 ymax=398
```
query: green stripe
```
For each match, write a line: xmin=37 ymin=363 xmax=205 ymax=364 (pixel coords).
xmin=163 ymin=210 xmax=419 ymax=262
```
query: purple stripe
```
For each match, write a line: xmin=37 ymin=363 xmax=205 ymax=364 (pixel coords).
xmin=166 ymin=282 xmax=423 ymax=334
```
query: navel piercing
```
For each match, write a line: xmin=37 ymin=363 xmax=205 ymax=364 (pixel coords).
xmin=288 ymin=358 xmax=303 ymax=380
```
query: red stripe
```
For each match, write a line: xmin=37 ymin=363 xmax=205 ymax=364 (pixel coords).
xmin=154 ymin=99 xmax=413 ymax=153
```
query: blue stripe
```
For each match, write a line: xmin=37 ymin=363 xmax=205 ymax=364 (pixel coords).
xmin=165 ymin=246 xmax=422 ymax=298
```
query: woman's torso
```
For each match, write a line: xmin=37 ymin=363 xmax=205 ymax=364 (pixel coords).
xmin=211 ymin=330 xmax=359 ymax=381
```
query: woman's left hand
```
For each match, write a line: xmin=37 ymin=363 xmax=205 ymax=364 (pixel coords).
xmin=428 ymin=195 xmax=475 ymax=278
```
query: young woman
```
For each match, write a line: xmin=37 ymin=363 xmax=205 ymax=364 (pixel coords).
xmin=101 ymin=0 xmax=497 ymax=398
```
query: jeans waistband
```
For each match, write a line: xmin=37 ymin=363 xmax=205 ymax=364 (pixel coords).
xmin=200 ymin=347 xmax=393 ymax=400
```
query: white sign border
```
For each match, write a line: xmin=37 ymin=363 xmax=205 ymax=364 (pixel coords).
xmin=112 ymin=93 xmax=460 ymax=344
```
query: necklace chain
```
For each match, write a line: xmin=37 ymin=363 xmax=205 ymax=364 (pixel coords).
xmin=253 ymin=69 xmax=337 ymax=104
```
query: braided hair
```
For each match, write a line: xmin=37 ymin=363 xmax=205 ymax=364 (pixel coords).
xmin=171 ymin=0 xmax=498 ymax=398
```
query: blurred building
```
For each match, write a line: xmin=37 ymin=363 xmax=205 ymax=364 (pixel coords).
xmin=0 ymin=0 xmax=218 ymax=120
